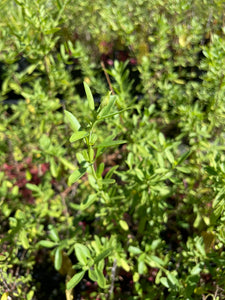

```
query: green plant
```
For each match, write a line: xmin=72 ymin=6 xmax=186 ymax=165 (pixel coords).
xmin=1 ymin=0 xmax=225 ymax=299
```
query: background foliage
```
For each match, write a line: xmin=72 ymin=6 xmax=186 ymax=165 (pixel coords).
xmin=0 ymin=0 xmax=225 ymax=299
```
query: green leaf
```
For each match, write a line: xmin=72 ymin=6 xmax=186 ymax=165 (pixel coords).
xmin=99 ymin=178 xmax=115 ymax=185
xmin=120 ymin=258 xmax=130 ymax=272
xmin=97 ymin=95 xmax=116 ymax=119
xmin=80 ymin=194 xmax=98 ymax=210
xmin=167 ymin=272 xmax=180 ymax=287
xmin=205 ymin=166 xmax=218 ymax=176
xmin=68 ymin=167 xmax=87 ymax=186
xmin=48 ymin=225 xmax=60 ymax=242
xmin=96 ymin=162 xmax=105 ymax=178
xmin=213 ymin=187 xmax=225 ymax=208
xmin=96 ymin=106 xmax=132 ymax=120
xmin=58 ymin=157 xmax=76 ymax=170
xmin=105 ymin=165 xmax=119 ymax=179
xmin=70 ymin=131 xmax=89 ymax=143
xmin=165 ymin=149 xmax=174 ymax=164
xmin=135 ymin=169 xmax=144 ymax=181
xmin=176 ymin=166 xmax=191 ymax=174
xmin=55 ymin=248 xmax=62 ymax=271
xmin=65 ymin=110 xmax=81 ymax=132
xmin=119 ymin=220 xmax=129 ymax=231
xmin=50 ymin=157 xmax=58 ymax=178
xmin=138 ymin=260 xmax=145 ymax=275
xmin=211 ymin=203 xmax=224 ymax=223
xmin=159 ymin=132 xmax=165 ymax=146
xmin=19 ymin=229 xmax=29 ymax=249
xmin=39 ymin=240 xmax=57 ymax=248
xmin=128 ymin=246 xmax=142 ymax=255
xmin=88 ymin=268 xmax=98 ymax=282
xmin=66 ymin=271 xmax=86 ymax=290
xmin=94 ymin=248 xmax=112 ymax=264
xmin=26 ymin=290 xmax=34 ymax=300
xmin=133 ymin=272 xmax=140 ymax=283
xmin=95 ymin=139 xmax=126 ymax=148
xmin=84 ymin=82 xmax=95 ymax=111
xmin=146 ymin=255 xmax=165 ymax=267
xmin=39 ymin=134 xmax=51 ymax=151
xmin=75 ymin=243 xmax=91 ymax=265
xmin=89 ymin=133 xmax=98 ymax=145
xmin=177 ymin=150 xmax=191 ymax=165
xmin=95 ymin=267 xmax=106 ymax=288
xmin=160 ymin=277 xmax=169 ymax=288
xmin=26 ymin=183 xmax=40 ymax=193
xmin=44 ymin=27 xmax=61 ymax=34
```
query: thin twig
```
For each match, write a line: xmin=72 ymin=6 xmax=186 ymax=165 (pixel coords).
xmin=61 ymin=182 xmax=78 ymax=199
xmin=107 ymin=258 xmax=117 ymax=300
xmin=101 ymin=61 xmax=115 ymax=95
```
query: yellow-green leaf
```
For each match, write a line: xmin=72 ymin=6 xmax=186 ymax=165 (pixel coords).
xmin=119 ymin=220 xmax=129 ymax=231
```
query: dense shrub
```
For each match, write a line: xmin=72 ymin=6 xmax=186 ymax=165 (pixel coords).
xmin=0 ymin=0 xmax=225 ymax=299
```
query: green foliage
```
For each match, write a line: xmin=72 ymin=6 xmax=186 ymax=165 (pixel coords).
xmin=0 ymin=0 xmax=225 ymax=299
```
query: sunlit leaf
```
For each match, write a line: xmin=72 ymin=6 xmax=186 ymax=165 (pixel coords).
xmin=66 ymin=271 xmax=86 ymax=290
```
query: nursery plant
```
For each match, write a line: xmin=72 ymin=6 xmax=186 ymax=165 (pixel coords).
xmin=0 ymin=0 xmax=225 ymax=299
